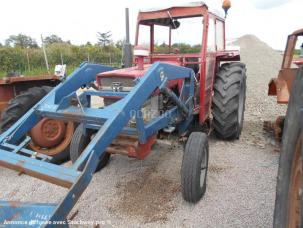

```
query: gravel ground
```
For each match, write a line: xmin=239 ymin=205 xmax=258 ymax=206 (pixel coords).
xmin=0 ymin=35 xmax=286 ymax=227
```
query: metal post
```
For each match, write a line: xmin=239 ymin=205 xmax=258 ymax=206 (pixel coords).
xmin=41 ymin=35 xmax=50 ymax=73
xmin=26 ymin=51 xmax=30 ymax=72
xmin=125 ymin=8 xmax=130 ymax=44
xmin=123 ymin=8 xmax=132 ymax=68
xmin=60 ymin=52 xmax=64 ymax=65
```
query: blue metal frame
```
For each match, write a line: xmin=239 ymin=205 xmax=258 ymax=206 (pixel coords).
xmin=0 ymin=62 xmax=195 ymax=227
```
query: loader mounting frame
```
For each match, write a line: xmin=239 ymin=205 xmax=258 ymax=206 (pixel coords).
xmin=0 ymin=62 xmax=195 ymax=226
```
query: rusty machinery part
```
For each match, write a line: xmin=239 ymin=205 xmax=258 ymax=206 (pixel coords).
xmin=263 ymin=116 xmax=285 ymax=141
xmin=287 ymin=137 xmax=302 ymax=228
xmin=30 ymin=119 xmax=67 ymax=148
xmin=268 ymin=70 xmax=296 ymax=104
xmin=268 ymin=29 xmax=303 ymax=104
xmin=274 ymin=66 xmax=303 ymax=228
xmin=105 ymin=134 xmax=157 ymax=160
xmin=29 ymin=120 xmax=74 ymax=156
xmin=0 ymin=86 xmax=74 ymax=161
xmin=212 ymin=62 xmax=247 ymax=140
xmin=70 ymin=124 xmax=111 ymax=172
xmin=181 ymin=132 xmax=209 ymax=203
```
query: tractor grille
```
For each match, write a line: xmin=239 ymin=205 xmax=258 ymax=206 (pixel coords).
xmin=99 ymin=77 xmax=135 ymax=92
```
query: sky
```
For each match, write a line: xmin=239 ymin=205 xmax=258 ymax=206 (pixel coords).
xmin=0 ymin=0 xmax=302 ymax=50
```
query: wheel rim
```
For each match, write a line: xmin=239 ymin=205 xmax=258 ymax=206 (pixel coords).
xmin=200 ymin=147 xmax=208 ymax=188
xmin=237 ymin=80 xmax=245 ymax=127
xmin=287 ymin=136 xmax=302 ymax=228
xmin=29 ymin=121 xmax=74 ymax=156
xmin=30 ymin=118 xmax=67 ymax=148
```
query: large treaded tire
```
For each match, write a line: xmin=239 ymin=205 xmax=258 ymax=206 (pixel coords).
xmin=0 ymin=86 xmax=52 ymax=132
xmin=70 ymin=124 xmax=110 ymax=172
xmin=212 ymin=62 xmax=247 ymax=140
xmin=181 ymin=132 xmax=209 ymax=203
xmin=274 ymin=66 xmax=303 ymax=228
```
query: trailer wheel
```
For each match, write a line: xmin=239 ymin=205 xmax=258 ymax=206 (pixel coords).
xmin=274 ymin=66 xmax=303 ymax=228
xmin=181 ymin=132 xmax=209 ymax=203
xmin=212 ymin=62 xmax=247 ymax=140
xmin=70 ymin=124 xmax=110 ymax=172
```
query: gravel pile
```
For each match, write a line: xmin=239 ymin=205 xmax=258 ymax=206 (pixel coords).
xmin=235 ymin=34 xmax=285 ymax=120
xmin=0 ymin=35 xmax=284 ymax=227
xmin=235 ymin=35 xmax=286 ymax=148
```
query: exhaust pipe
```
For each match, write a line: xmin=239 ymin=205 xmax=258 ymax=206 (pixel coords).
xmin=123 ymin=8 xmax=133 ymax=68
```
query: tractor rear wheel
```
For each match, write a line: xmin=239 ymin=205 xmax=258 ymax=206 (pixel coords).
xmin=70 ymin=124 xmax=111 ymax=172
xmin=0 ymin=86 xmax=73 ymax=163
xmin=274 ymin=66 xmax=303 ymax=228
xmin=181 ymin=132 xmax=209 ymax=203
xmin=212 ymin=62 xmax=247 ymax=140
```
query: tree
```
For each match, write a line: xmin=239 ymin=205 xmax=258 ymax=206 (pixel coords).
xmin=44 ymin=34 xmax=64 ymax=45
xmin=5 ymin=34 xmax=38 ymax=48
xmin=97 ymin=31 xmax=112 ymax=47
xmin=115 ymin=40 xmax=123 ymax=49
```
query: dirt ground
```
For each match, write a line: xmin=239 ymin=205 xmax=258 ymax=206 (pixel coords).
xmin=0 ymin=35 xmax=286 ymax=227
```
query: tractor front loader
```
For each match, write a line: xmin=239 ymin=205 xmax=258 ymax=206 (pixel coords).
xmin=0 ymin=2 xmax=246 ymax=226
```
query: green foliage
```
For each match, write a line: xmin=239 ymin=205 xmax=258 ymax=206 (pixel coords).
xmin=97 ymin=31 xmax=112 ymax=47
xmin=44 ymin=35 xmax=64 ymax=45
xmin=5 ymin=34 xmax=38 ymax=48
xmin=0 ymin=32 xmax=202 ymax=77
xmin=0 ymin=41 xmax=122 ymax=76
xmin=154 ymin=42 xmax=201 ymax=53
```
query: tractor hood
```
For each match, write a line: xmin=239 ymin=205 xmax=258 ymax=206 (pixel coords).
xmin=96 ymin=61 xmax=181 ymax=91
xmin=96 ymin=65 xmax=152 ymax=89
xmin=97 ymin=64 xmax=152 ymax=81
xmin=96 ymin=61 xmax=180 ymax=88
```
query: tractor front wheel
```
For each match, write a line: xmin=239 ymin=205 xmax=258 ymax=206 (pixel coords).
xmin=212 ymin=62 xmax=247 ymax=140
xmin=70 ymin=124 xmax=111 ymax=172
xmin=181 ymin=132 xmax=209 ymax=203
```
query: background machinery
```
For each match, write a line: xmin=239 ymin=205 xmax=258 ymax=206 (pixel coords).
xmin=0 ymin=70 xmax=74 ymax=163
xmin=268 ymin=28 xmax=303 ymax=228
xmin=0 ymin=2 xmax=246 ymax=226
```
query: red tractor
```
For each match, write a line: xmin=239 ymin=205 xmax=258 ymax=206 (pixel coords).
xmin=70 ymin=2 xmax=247 ymax=202
xmin=131 ymin=2 xmax=246 ymax=139
xmin=0 ymin=2 xmax=247 ymax=223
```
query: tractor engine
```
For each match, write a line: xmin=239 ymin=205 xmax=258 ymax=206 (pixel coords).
xmin=98 ymin=74 xmax=162 ymax=125
xmin=97 ymin=47 xmax=169 ymax=125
